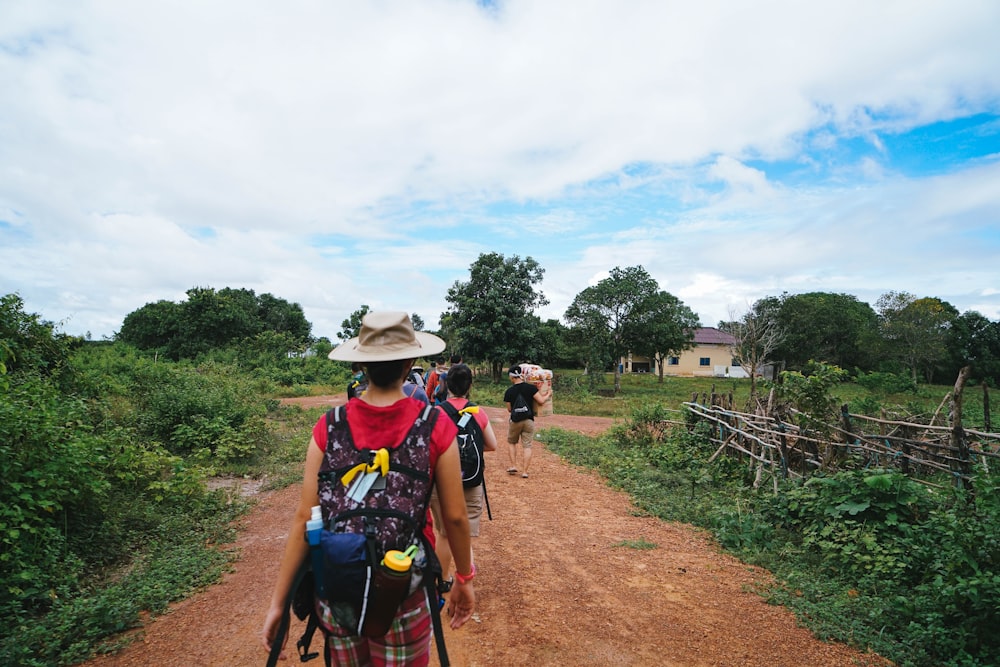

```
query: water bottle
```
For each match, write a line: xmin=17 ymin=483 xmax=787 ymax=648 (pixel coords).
xmin=305 ymin=505 xmax=325 ymax=598
xmin=361 ymin=545 xmax=417 ymax=638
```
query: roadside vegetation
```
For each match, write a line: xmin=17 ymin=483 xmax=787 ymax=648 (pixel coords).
xmin=4 ymin=252 xmax=1000 ymax=667
xmin=541 ymin=372 xmax=999 ymax=667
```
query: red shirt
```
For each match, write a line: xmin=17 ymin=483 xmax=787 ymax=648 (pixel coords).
xmin=311 ymin=396 xmax=458 ymax=545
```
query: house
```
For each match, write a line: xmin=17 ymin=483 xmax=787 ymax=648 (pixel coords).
xmin=623 ymin=327 xmax=749 ymax=378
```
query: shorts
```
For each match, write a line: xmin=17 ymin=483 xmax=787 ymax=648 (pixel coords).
xmin=507 ymin=418 xmax=536 ymax=448
xmin=429 ymin=484 xmax=484 ymax=537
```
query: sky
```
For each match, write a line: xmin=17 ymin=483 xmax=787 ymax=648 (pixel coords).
xmin=2 ymin=1 xmax=1000 ymax=342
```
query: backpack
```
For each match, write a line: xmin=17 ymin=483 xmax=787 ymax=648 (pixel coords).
xmin=440 ymin=401 xmax=485 ymax=489
xmin=510 ymin=387 xmax=532 ymax=422
xmin=268 ymin=404 xmax=451 ymax=667
xmin=347 ymin=378 xmax=368 ymax=400
xmin=433 ymin=372 xmax=449 ymax=404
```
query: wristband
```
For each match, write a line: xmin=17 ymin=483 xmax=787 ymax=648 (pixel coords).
xmin=454 ymin=564 xmax=476 ymax=585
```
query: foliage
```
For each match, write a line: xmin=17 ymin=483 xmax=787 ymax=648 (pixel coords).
xmin=769 ymin=292 xmax=879 ymax=372
xmin=631 ymin=290 xmax=700 ymax=384
xmin=117 ymin=286 xmax=311 ymax=360
xmin=0 ymin=378 xmax=109 ymax=616
xmin=0 ymin=297 xmax=270 ymax=665
xmin=443 ymin=252 xmax=548 ymax=380
xmin=771 ymin=362 xmax=848 ymax=434
xmin=127 ymin=360 xmax=270 ymax=459
xmin=946 ymin=311 xmax=1000 ymax=387
xmin=338 ymin=304 xmax=371 ymax=341
xmin=877 ymin=291 xmax=958 ymax=384
xmin=0 ymin=293 xmax=77 ymax=383
xmin=564 ymin=265 xmax=661 ymax=392
xmin=543 ymin=397 xmax=1000 ymax=667
xmin=855 ymin=370 xmax=918 ymax=395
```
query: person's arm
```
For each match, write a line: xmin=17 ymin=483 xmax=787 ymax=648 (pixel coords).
xmin=532 ymin=383 xmax=550 ymax=407
xmin=261 ymin=439 xmax=324 ymax=657
xmin=434 ymin=441 xmax=476 ymax=628
xmin=480 ymin=413 xmax=498 ymax=452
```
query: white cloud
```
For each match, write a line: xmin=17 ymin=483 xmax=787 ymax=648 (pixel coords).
xmin=1 ymin=1 xmax=999 ymax=338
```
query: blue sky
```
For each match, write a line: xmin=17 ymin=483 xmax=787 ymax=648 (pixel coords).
xmin=2 ymin=1 xmax=999 ymax=340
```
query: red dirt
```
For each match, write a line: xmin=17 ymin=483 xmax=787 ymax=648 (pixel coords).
xmin=83 ymin=396 xmax=892 ymax=667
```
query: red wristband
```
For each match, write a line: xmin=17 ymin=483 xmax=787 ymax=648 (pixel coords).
xmin=454 ymin=564 xmax=476 ymax=585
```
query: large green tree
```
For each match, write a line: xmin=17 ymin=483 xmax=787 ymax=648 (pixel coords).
xmin=118 ymin=299 xmax=182 ymax=353
xmin=770 ymin=292 xmax=879 ymax=371
xmin=876 ymin=291 xmax=958 ymax=383
xmin=631 ymin=290 xmax=700 ymax=383
xmin=944 ymin=310 xmax=1000 ymax=386
xmin=565 ymin=265 xmax=661 ymax=393
xmin=443 ymin=253 xmax=548 ymax=380
xmin=117 ymin=287 xmax=311 ymax=359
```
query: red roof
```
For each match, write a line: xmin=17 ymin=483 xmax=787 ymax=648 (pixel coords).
xmin=692 ymin=327 xmax=736 ymax=345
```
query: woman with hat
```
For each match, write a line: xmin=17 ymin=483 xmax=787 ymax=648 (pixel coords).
xmin=262 ymin=312 xmax=476 ymax=665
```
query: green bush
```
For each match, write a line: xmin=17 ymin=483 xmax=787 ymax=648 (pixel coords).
xmin=0 ymin=377 xmax=110 ymax=617
xmin=856 ymin=371 xmax=918 ymax=395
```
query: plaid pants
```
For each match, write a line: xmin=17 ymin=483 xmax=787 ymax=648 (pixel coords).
xmin=319 ymin=589 xmax=433 ymax=666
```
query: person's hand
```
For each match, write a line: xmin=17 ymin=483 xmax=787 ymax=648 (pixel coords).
xmin=261 ymin=604 xmax=288 ymax=658
xmin=446 ymin=581 xmax=476 ymax=629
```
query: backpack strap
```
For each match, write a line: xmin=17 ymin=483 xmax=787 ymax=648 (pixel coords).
xmin=267 ymin=561 xmax=314 ymax=667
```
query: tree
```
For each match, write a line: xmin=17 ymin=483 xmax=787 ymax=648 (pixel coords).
xmin=339 ymin=305 xmax=371 ymax=341
xmin=632 ymin=291 xmax=700 ymax=383
xmin=876 ymin=291 xmax=958 ymax=383
xmin=944 ymin=311 xmax=1000 ymax=386
xmin=443 ymin=253 xmax=548 ymax=380
xmin=257 ymin=292 xmax=312 ymax=342
xmin=117 ymin=287 xmax=311 ymax=359
xmin=1 ymin=293 xmax=76 ymax=379
xmin=564 ymin=266 xmax=660 ymax=393
xmin=117 ymin=299 xmax=182 ymax=353
xmin=724 ymin=299 xmax=785 ymax=400
xmin=769 ymin=292 xmax=878 ymax=371
xmin=534 ymin=318 xmax=578 ymax=369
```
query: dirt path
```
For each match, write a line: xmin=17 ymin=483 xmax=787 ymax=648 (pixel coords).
xmin=84 ymin=398 xmax=891 ymax=666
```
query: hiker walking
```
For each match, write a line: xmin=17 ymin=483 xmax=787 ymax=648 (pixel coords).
xmin=503 ymin=364 xmax=550 ymax=479
xmin=430 ymin=363 xmax=497 ymax=588
xmin=262 ymin=312 xmax=476 ymax=665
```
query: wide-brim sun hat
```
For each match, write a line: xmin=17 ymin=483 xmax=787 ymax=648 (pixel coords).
xmin=328 ymin=311 xmax=445 ymax=362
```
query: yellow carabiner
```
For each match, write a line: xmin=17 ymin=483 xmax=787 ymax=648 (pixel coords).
xmin=370 ymin=448 xmax=390 ymax=477
xmin=458 ymin=406 xmax=480 ymax=416
xmin=340 ymin=462 xmax=368 ymax=487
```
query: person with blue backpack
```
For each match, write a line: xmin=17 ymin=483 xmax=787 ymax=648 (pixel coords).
xmin=262 ymin=312 xmax=476 ymax=666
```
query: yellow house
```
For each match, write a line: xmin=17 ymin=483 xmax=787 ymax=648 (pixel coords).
xmin=623 ymin=327 xmax=748 ymax=378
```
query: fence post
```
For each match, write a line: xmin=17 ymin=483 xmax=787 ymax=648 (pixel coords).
xmin=776 ymin=421 xmax=789 ymax=480
xmin=839 ymin=404 xmax=855 ymax=464
xmin=985 ymin=383 xmax=992 ymax=433
xmin=950 ymin=366 xmax=973 ymax=492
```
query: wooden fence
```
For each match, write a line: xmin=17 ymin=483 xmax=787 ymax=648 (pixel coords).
xmin=683 ymin=368 xmax=1000 ymax=492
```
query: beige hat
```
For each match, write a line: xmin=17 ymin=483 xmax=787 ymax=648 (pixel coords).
xmin=328 ymin=311 xmax=445 ymax=362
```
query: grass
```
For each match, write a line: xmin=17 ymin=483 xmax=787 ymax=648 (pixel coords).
xmin=538 ymin=379 xmax=1000 ymax=667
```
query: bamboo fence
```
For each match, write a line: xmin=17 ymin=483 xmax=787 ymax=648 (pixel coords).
xmin=683 ymin=368 xmax=1000 ymax=493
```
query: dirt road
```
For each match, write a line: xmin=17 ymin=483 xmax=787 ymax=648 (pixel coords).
xmin=84 ymin=398 xmax=890 ymax=666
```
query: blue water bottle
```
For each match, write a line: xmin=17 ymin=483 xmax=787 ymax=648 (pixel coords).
xmin=306 ymin=505 xmax=325 ymax=598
